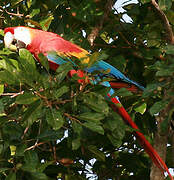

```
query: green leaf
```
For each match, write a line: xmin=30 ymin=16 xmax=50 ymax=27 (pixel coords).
xmin=37 ymin=161 xmax=54 ymax=173
xmin=111 ymin=55 xmax=126 ymax=72
xmin=16 ymin=144 xmax=27 ymax=156
xmin=83 ymin=93 xmax=109 ymax=115
xmin=56 ymin=63 xmax=73 ymax=83
xmin=134 ymin=103 xmax=147 ymax=114
xmin=72 ymin=138 xmax=81 ymax=150
xmin=46 ymin=109 xmax=64 ymax=130
xmin=22 ymin=151 xmax=38 ymax=172
xmin=88 ymin=145 xmax=105 ymax=161
xmin=0 ymin=100 xmax=4 ymax=114
xmin=140 ymin=0 xmax=151 ymax=4
xmin=104 ymin=112 xmax=124 ymax=132
xmin=150 ymin=100 xmax=168 ymax=115
xmin=164 ymin=44 xmax=174 ymax=54
xmin=38 ymin=53 xmax=49 ymax=72
xmin=54 ymin=86 xmax=69 ymax=98
xmin=27 ymin=0 xmax=32 ymax=8
xmin=107 ymin=132 xmax=123 ymax=147
xmin=40 ymin=16 xmax=54 ymax=31
xmin=142 ymin=83 xmax=162 ymax=98
xmin=2 ymin=122 xmax=23 ymax=143
xmin=11 ymin=0 xmax=23 ymax=5
xmin=114 ymin=88 xmax=133 ymax=97
xmin=87 ymin=52 xmax=100 ymax=67
xmin=16 ymin=92 xmax=40 ymax=104
xmin=19 ymin=49 xmax=36 ymax=70
xmin=0 ymin=70 xmax=18 ymax=85
xmin=0 ymin=84 xmax=4 ymax=96
xmin=72 ymin=122 xmax=83 ymax=135
xmin=30 ymin=8 xmax=40 ymax=18
xmin=83 ymin=122 xmax=104 ymax=135
xmin=166 ymin=10 xmax=174 ymax=24
xmin=158 ymin=0 xmax=172 ymax=10
xmin=6 ymin=172 xmax=16 ymax=180
xmin=78 ymin=112 xmax=105 ymax=122
xmin=30 ymin=172 xmax=48 ymax=180
xmin=0 ymin=168 xmax=10 ymax=173
xmin=104 ymin=112 xmax=126 ymax=146
xmin=0 ymin=29 xmax=4 ymax=36
xmin=156 ymin=70 xmax=173 ymax=76
xmin=37 ymin=129 xmax=64 ymax=141
xmin=0 ymin=57 xmax=19 ymax=71
xmin=10 ymin=145 xmax=16 ymax=156
xmin=24 ymin=151 xmax=38 ymax=166
xmin=22 ymin=100 xmax=41 ymax=122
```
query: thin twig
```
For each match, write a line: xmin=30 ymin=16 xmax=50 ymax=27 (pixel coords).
xmin=1 ymin=91 xmax=24 ymax=98
xmin=64 ymin=112 xmax=82 ymax=124
xmin=24 ymin=142 xmax=46 ymax=151
xmin=93 ymin=43 xmax=131 ymax=49
xmin=21 ymin=126 xmax=29 ymax=139
xmin=0 ymin=6 xmax=24 ymax=17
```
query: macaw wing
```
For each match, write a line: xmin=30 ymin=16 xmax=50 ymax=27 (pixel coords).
xmin=34 ymin=31 xmax=90 ymax=64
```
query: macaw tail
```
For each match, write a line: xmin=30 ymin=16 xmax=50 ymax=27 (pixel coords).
xmin=69 ymin=70 xmax=173 ymax=179
xmin=109 ymin=95 xmax=173 ymax=180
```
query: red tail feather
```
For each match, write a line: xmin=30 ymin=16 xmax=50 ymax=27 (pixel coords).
xmin=110 ymin=81 xmax=139 ymax=92
xmin=109 ymin=95 xmax=173 ymax=180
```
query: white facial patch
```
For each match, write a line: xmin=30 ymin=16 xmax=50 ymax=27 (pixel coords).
xmin=4 ymin=32 xmax=14 ymax=48
xmin=14 ymin=27 xmax=31 ymax=46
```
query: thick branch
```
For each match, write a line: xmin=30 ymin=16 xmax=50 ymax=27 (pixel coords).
xmin=150 ymin=122 xmax=168 ymax=180
xmin=151 ymin=0 xmax=174 ymax=44
xmin=150 ymin=1 xmax=174 ymax=179
xmin=150 ymin=95 xmax=174 ymax=180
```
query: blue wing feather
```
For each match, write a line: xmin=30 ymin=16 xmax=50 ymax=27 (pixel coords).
xmin=47 ymin=53 xmax=144 ymax=90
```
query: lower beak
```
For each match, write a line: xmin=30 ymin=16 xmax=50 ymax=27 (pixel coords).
xmin=8 ymin=44 xmax=18 ymax=51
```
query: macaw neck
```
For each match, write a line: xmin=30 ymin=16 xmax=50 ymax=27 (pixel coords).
xmin=26 ymin=30 xmax=43 ymax=56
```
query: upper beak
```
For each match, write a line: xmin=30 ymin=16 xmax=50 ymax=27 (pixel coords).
xmin=5 ymin=38 xmax=26 ymax=52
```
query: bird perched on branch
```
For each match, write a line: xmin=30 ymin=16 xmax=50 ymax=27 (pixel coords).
xmin=4 ymin=26 xmax=173 ymax=180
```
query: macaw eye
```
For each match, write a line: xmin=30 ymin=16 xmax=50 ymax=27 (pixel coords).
xmin=12 ymin=39 xmax=17 ymax=45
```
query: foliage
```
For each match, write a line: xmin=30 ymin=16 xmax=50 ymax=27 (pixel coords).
xmin=0 ymin=0 xmax=174 ymax=179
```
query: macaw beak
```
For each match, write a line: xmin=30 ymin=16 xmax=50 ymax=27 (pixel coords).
xmin=7 ymin=44 xmax=18 ymax=51
xmin=5 ymin=39 xmax=26 ymax=51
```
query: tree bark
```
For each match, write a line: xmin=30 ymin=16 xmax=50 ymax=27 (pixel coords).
xmin=150 ymin=97 xmax=174 ymax=180
xmin=150 ymin=129 xmax=168 ymax=180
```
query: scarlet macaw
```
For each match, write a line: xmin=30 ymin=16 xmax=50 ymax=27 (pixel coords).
xmin=4 ymin=26 xmax=173 ymax=179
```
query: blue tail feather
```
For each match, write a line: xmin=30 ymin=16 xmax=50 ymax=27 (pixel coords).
xmin=87 ymin=60 xmax=145 ymax=90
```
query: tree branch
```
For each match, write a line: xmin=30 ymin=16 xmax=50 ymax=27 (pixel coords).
xmin=151 ymin=0 xmax=174 ymax=44
xmin=150 ymin=95 xmax=174 ymax=180
xmin=150 ymin=1 xmax=174 ymax=179
xmin=0 ymin=6 xmax=24 ymax=17
xmin=87 ymin=0 xmax=115 ymax=46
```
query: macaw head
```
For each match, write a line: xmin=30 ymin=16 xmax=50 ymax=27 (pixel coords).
xmin=4 ymin=26 xmax=32 ymax=51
